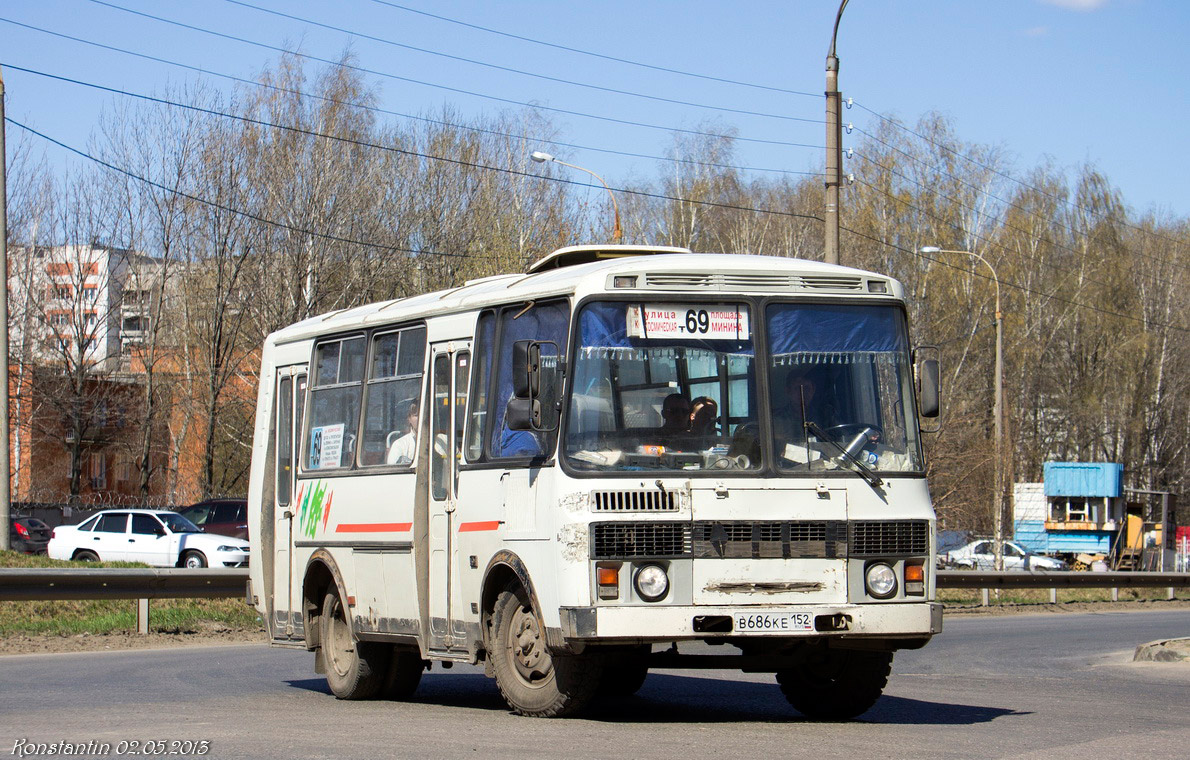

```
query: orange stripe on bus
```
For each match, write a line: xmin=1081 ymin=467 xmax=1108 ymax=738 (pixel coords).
xmin=458 ymin=521 xmax=501 ymax=532
xmin=335 ymin=522 xmax=412 ymax=533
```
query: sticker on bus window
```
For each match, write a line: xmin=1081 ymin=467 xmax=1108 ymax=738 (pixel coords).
xmin=310 ymin=423 xmax=345 ymax=469
xmin=627 ymin=304 xmax=750 ymax=340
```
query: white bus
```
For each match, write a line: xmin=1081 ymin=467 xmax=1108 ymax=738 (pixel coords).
xmin=246 ymin=245 xmax=942 ymax=719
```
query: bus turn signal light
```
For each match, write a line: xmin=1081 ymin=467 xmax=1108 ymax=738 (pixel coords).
xmin=597 ymin=564 xmax=620 ymax=600
xmin=905 ymin=562 xmax=925 ymax=596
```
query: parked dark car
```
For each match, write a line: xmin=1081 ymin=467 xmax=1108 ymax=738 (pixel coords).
xmin=8 ymin=516 xmax=51 ymax=554
xmin=178 ymin=499 xmax=249 ymax=540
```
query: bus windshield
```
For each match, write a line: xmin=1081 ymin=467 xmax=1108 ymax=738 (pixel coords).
xmin=766 ymin=302 xmax=922 ymax=474
xmin=563 ymin=300 xmax=923 ymax=474
xmin=565 ymin=301 xmax=759 ymax=472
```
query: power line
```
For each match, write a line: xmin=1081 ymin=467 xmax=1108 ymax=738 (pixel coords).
xmin=218 ymin=0 xmax=821 ymax=126
xmin=3 ymin=69 xmax=824 ymax=224
xmin=4 ymin=117 xmax=483 ymax=261
xmin=77 ymin=2 xmax=822 ymax=148
xmin=367 ymin=0 xmax=821 ymax=99
xmin=839 ymin=221 xmax=1187 ymax=334
xmin=0 ymin=18 xmax=824 ymax=178
xmin=851 ymin=99 xmax=1190 ymax=262
xmin=849 ymin=123 xmax=1188 ymax=274
xmin=849 ymin=151 xmax=1169 ymax=293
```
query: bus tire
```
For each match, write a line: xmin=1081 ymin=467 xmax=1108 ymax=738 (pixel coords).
xmin=776 ymin=649 xmax=892 ymax=721
xmin=383 ymin=647 xmax=426 ymax=700
xmin=320 ymin=588 xmax=388 ymax=700
xmin=489 ymin=583 xmax=601 ymax=717
xmin=598 ymin=645 xmax=649 ymax=696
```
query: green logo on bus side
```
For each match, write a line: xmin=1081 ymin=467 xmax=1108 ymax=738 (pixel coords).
xmin=297 ymin=480 xmax=333 ymax=539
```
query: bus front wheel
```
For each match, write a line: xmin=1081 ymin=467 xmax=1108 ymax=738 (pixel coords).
xmin=320 ymin=588 xmax=389 ymax=699
xmin=489 ymin=583 xmax=602 ymax=717
xmin=776 ymin=648 xmax=892 ymax=720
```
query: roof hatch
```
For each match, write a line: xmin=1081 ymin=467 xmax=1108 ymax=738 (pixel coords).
xmin=526 ymin=244 xmax=691 ymax=274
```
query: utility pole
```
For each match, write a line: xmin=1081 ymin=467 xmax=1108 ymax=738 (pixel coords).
xmin=0 ymin=67 xmax=11 ymax=551
xmin=824 ymin=0 xmax=848 ymax=266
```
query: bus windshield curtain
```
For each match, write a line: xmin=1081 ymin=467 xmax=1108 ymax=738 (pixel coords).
xmin=767 ymin=304 xmax=906 ymax=365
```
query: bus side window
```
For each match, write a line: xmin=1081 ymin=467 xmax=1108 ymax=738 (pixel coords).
xmin=276 ymin=376 xmax=292 ymax=505
xmin=489 ymin=301 xmax=570 ymax=460
xmin=305 ymin=335 xmax=366 ymax=470
xmin=464 ymin=311 xmax=495 ymax=462
xmin=361 ymin=325 xmax=426 ymax=467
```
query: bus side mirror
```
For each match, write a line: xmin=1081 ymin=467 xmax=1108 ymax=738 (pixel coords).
xmin=919 ymin=359 xmax=940 ymax=418
xmin=506 ymin=397 xmax=541 ymax=431
xmin=512 ymin=341 xmax=540 ymax=399
xmin=914 ymin=346 xmax=940 ymax=428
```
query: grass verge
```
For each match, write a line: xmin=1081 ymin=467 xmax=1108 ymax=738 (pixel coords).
xmin=0 ymin=550 xmax=261 ymax=636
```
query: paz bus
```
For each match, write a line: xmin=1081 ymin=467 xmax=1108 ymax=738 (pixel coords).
xmin=246 ymin=245 xmax=942 ymax=718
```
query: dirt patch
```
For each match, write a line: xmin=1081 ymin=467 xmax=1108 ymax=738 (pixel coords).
xmin=0 ymin=624 xmax=268 ymax=656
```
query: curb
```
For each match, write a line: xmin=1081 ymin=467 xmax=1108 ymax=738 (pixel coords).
xmin=1133 ymin=637 xmax=1190 ymax=662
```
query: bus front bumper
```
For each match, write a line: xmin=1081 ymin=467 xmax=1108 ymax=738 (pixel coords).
xmin=560 ymin=601 xmax=942 ymax=642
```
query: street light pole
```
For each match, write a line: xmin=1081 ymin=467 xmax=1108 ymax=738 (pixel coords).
xmin=922 ymin=246 xmax=1004 ymax=569
xmin=530 ymin=151 xmax=622 ymax=243
xmin=824 ymin=0 xmax=849 ymax=266
xmin=0 ymin=68 xmax=10 ymax=551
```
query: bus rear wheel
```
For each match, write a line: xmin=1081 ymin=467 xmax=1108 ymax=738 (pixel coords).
xmin=776 ymin=648 xmax=892 ymax=721
xmin=320 ymin=588 xmax=389 ymax=699
xmin=489 ymin=584 xmax=602 ymax=717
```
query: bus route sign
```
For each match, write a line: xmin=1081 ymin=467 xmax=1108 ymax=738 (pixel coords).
xmin=627 ymin=304 xmax=750 ymax=340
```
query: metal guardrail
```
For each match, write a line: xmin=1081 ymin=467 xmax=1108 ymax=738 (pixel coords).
xmin=0 ymin=568 xmax=248 ymax=602
xmin=1 ymin=568 xmax=1186 ymax=602
xmin=935 ymin=570 xmax=1190 ymax=589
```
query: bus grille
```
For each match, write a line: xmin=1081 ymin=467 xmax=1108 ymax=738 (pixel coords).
xmin=692 ymin=521 xmax=846 ymax=559
xmin=591 ymin=522 xmax=692 ymax=559
xmin=589 ymin=520 xmax=927 ymax=559
xmin=849 ymin=520 xmax=929 ymax=557
xmin=591 ymin=490 xmax=679 ymax=512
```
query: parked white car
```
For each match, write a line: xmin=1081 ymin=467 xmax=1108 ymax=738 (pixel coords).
xmin=942 ymin=539 xmax=1065 ymax=571
xmin=48 ymin=509 xmax=249 ymax=568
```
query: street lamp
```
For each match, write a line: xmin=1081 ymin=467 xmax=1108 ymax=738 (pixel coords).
xmin=530 ymin=151 xmax=623 ymax=243
xmin=921 ymin=245 xmax=1005 ymax=569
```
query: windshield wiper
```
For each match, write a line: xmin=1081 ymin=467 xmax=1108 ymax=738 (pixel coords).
xmin=805 ymin=422 xmax=884 ymax=488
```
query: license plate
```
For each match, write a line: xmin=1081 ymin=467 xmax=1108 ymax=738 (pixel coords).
xmin=733 ymin=611 xmax=814 ymax=633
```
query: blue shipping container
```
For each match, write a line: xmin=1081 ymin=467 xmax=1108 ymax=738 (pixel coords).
xmin=1043 ymin=462 xmax=1123 ymax=498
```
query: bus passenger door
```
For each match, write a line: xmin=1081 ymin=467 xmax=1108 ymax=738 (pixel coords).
xmin=272 ymin=368 xmax=306 ymax=640
xmin=427 ymin=343 xmax=470 ymax=652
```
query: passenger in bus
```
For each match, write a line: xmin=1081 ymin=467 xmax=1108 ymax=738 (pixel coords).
xmin=386 ymin=398 xmax=420 ymax=467
xmin=655 ymin=394 xmax=691 ymax=438
xmin=773 ymin=368 xmax=836 ymax=446
xmin=689 ymin=396 xmax=719 ymax=437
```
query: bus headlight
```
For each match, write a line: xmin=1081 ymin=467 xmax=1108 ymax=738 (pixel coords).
xmin=633 ymin=564 xmax=669 ymax=602
xmin=865 ymin=562 xmax=898 ymax=599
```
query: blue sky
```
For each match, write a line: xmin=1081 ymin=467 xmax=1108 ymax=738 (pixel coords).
xmin=3 ymin=0 xmax=1188 ymax=221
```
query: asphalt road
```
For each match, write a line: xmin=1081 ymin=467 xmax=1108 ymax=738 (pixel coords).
xmin=1 ymin=610 xmax=1187 ymax=759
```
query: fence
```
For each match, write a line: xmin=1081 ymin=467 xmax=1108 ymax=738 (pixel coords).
xmin=1 ymin=568 xmax=1187 ymax=634
xmin=936 ymin=569 xmax=1190 ymax=606
xmin=0 ymin=568 xmax=247 ymax=634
